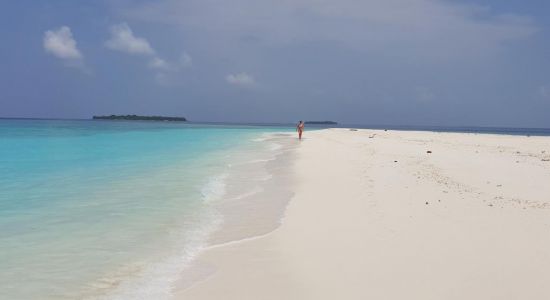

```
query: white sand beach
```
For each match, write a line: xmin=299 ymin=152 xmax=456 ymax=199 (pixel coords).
xmin=176 ymin=128 xmax=550 ymax=300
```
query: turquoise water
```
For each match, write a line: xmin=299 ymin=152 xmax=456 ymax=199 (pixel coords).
xmin=0 ymin=119 xmax=289 ymax=299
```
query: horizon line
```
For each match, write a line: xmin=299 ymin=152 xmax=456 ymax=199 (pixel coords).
xmin=1 ymin=116 xmax=550 ymax=131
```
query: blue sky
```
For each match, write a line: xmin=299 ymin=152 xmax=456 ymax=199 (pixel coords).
xmin=1 ymin=0 xmax=549 ymax=126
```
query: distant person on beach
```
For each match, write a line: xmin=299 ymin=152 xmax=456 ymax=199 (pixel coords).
xmin=296 ymin=121 xmax=304 ymax=140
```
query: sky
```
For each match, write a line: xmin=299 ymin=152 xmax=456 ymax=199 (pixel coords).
xmin=0 ymin=0 xmax=549 ymax=127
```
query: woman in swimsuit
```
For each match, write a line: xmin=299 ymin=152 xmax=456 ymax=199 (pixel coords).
xmin=296 ymin=121 xmax=304 ymax=140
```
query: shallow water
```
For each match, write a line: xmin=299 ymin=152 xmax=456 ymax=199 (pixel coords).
xmin=0 ymin=119 xmax=292 ymax=299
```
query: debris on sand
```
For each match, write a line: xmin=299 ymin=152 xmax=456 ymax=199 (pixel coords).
xmin=349 ymin=129 xmax=358 ymax=131
xmin=427 ymin=150 xmax=432 ymax=154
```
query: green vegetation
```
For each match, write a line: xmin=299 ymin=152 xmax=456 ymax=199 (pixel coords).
xmin=305 ymin=121 xmax=338 ymax=125
xmin=93 ymin=115 xmax=187 ymax=122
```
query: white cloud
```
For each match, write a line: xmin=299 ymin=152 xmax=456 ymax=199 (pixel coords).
xmin=121 ymin=0 xmax=537 ymax=62
xmin=148 ymin=57 xmax=172 ymax=71
xmin=105 ymin=23 xmax=155 ymax=55
xmin=105 ymin=23 xmax=190 ymax=84
xmin=180 ymin=52 xmax=193 ymax=67
xmin=226 ymin=72 xmax=255 ymax=87
xmin=43 ymin=26 xmax=82 ymax=60
xmin=149 ymin=53 xmax=192 ymax=71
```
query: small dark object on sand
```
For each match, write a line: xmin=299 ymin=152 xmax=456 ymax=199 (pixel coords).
xmin=425 ymin=202 xmax=429 ymax=205
xmin=350 ymin=129 xmax=358 ymax=131
xmin=543 ymin=159 xmax=550 ymax=162
xmin=427 ymin=150 xmax=432 ymax=154
xmin=394 ymin=160 xmax=398 ymax=163
xmin=384 ymin=129 xmax=388 ymax=131
xmin=489 ymin=204 xmax=493 ymax=207
xmin=369 ymin=134 xmax=376 ymax=138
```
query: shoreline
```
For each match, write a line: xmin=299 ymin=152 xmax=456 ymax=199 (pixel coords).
xmin=174 ymin=128 xmax=550 ymax=299
xmin=206 ymin=133 xmax=297 ymax=247
xmin=159 ymin=132 xmax=298 ymax=295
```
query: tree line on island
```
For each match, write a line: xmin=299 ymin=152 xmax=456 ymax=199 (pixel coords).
xmin=305 ymin=121 xmax=338 ymax=125
xmin=92 ymin=115 xmax=337 ymax=125
xmin=93 ymin=115 xmax=187 ymax=122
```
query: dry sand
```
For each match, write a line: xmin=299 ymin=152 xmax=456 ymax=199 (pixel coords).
xmin=176 ymin=128 xmax=550 ymax=300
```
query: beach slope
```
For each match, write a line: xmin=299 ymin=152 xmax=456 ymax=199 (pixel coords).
xmin=176 ymin=128 xmax=550 ymax=300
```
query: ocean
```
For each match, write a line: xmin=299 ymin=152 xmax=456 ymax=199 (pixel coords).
xmin=306 ymin=123 xmax=550 ymax=136
xmin=0 ymin=119 xmax=293 ymax=299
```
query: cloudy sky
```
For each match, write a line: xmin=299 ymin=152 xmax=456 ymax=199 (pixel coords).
xmin=1 ymin=0 xmax=549 ymax=126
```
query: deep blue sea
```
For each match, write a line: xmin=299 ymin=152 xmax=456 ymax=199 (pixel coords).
xmin=0 ymin=119 xmax=291 ymax=300
xmin=311 ymin=123 xmax=550 ymax=136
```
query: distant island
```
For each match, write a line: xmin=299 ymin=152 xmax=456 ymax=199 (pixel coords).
xmin=93 ymin=115 xmax=187 ymax=122
xmin=305 ymin=121 xmax=338 ymax=125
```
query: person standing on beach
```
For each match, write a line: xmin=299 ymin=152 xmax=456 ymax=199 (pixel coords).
xmin=296 ymin=121 xmax=304 ymax=140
